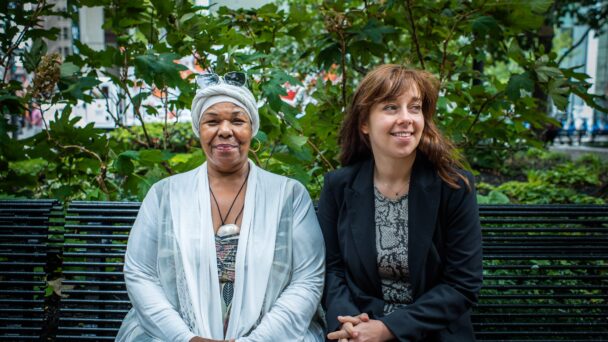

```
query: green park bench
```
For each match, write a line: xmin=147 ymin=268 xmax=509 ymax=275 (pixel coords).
xmin=0 ymin=200 xmax=607 ymax=341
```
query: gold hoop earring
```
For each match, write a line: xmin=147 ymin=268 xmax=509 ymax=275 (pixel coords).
xmin=250 ymin=137 xmax=261 ymax=153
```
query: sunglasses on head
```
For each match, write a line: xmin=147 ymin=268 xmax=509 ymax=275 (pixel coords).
xmin=196 ymin=71 xmax=247 ymax=89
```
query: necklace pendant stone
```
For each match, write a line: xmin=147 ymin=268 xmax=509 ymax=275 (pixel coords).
xmin=217 ymin=223 xmax=240 ymax=237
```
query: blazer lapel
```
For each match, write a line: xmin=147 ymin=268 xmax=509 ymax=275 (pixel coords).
xmin=408 ymin=154 xmax=441 ymax=295
xmin=344 ymin=159 xmax=382 ymax=295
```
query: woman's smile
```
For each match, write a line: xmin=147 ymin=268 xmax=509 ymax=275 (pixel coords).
xmin=390 ymin=131 xmax=415 ymax=141
xmin=213 ymin=143 xmax=239 ymax=152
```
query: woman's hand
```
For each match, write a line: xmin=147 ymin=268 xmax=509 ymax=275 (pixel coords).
xmin=327 ymin=313 xmax=370 ymax=341
xmin=346 ymin=319 xmax=394 ymax=342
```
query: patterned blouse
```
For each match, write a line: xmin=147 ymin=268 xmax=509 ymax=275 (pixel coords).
xmin=374 ymin=187 xmax=414 ymax=315
xmin=215 ymin=233 xmax=239 ymax=333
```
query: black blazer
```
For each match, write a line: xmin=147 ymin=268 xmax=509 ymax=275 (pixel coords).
xmin=317 ymin=154 xmax=482 ymax=341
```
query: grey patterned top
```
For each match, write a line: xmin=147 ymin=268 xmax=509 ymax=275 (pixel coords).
xmin=374 ymin=186 xmax=414 ymax=315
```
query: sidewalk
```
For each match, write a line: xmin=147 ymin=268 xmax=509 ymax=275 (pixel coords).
xmin=549 ymin=144 xmax=608 ymax=161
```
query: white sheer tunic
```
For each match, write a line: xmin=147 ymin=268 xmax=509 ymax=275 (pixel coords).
xmin=116 ymin=161 xmax=325 ymax=342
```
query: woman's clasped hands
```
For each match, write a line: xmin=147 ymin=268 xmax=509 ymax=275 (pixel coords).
xmin=327 ymin=313 xmax=394 ymax=342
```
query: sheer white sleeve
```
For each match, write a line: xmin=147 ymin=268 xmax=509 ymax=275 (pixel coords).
xmin=123 ymin=184 xmax=197 ymax=342
xmin=239 ymin=183 xmax=325 ymax=342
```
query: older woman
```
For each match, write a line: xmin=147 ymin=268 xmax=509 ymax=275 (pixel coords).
xmin=318 ymin=65 xmax=483 ymax=341
xmin=117 ymin=73 xmax=325 ymax=342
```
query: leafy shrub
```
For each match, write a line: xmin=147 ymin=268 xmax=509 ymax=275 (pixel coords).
xmin=478 ymin=148 xmax=606 ymax=204
xmin=495 ymin=181 xmax=603 ymax=204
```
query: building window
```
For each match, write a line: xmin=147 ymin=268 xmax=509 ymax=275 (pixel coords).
xmin=63 ymin=27 xmax=69 ymax=40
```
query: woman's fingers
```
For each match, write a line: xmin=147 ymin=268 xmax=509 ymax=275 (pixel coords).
xmin=342 ymin=322 xmax=358 ymax=337
xmin=337 ymin=313 xmax=369 ymax=327
xmin=338 ymin=315 xmax=362 ymax=325
xmin=327 ymin=329 xmax=349 ymax=340
xmin=327 ymin=322 xmax=358 ymax=340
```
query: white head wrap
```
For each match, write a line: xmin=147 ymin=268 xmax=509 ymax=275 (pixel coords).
xmin=191 ymin=83 xmax=259 ymax=138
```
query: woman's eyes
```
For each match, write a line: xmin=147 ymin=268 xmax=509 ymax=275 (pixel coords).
xmin=204 ymin=119 xmax=247 ymax=125
xmin=382 ymin=104 xmax=422 ymax=113
xmin=383 ymin=104 xmax=398 ymax=111
xmin=410 ymin=105 xmax=422 ymax=113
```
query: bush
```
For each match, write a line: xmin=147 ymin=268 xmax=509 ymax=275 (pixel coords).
xmin=477 ymin=148 xmax=606 ymax=204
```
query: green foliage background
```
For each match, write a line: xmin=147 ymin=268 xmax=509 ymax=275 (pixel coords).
xmin=1 ymin=0 xmax=607 ymax=202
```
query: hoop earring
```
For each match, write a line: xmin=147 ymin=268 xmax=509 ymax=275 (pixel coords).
xmin=250 ymin=137 xmax=261 ymax=153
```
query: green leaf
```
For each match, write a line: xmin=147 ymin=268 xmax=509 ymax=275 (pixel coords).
xmin=113 ymin=155 xmax=135 ymax=175
xmin=528 ymin=0 xmax=553 ymax=14
xmin=60 ymin=62 xmax=80 ymax=77
xmin=138 ymin=149 xmax=173 ymax=163
xmin=150 ymin=0 xmax=173 ymax=17
xmin=261 ymin=70 xmax=301 ymax=112
xmin=282 ymin=134 xmax=308 ymax=150
xmin=169 ymin=151 xmax=204 ymax=173
xmin=59 ymin=76 xmax=100 ymax=101
xmin=8 ymin=158 xmax=47 ymax=176
xmin=51 ymin=184 xmax=81 ymax=201
xmin=119 ymin=150 xmax=141 ymax=160
xmin=22 ymin=38 xmax=47 ymax=73
xmin=351 ymin=19 xmax=395 ymax=44
xmin=134 ymin=51 xmax=188 ymax=89
xmin=315 ymin=41 xmax=341 ymax=69
xmin=255 ymin=130 xmax=268 ymax=143
xmin=535 ymin=65 xmax=562 ymax=83
xmin=472 ymin=16 xmax=499 ymax=35
xmin=488 ymin=190 xmax=510 ymax=204
xmin=131 ymin=91 xmax=152 ymax=108
xmin=506 ymin=72 xmax=534 ymax=101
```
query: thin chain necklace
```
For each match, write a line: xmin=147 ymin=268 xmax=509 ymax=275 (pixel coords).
xmin=209 ymin=164 xmax=250 ymax=237
xmin=374 ymin=179 xmax=410 ymax=198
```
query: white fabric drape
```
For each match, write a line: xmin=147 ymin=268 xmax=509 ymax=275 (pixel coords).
xmin=116 ymin=161 xmax=325 ymax=342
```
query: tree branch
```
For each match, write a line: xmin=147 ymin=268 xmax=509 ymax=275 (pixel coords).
xmin=439 ymin=21 xmax=459 ymax=83
xmin=465 ymin=91 xmax=502 ymax=137
xmin=39 ymin=106 xmax=110 ymax=197
xmin=264 ymin=142 xmax=278 ymax=169
xmin=557 ymin=25 xmax=593 ymax=66
xmin=2 ymin=0 xmax=47 ymax=83
xmin=405 ymin=0 xmax=425 ymax=69
xmin=162 ymin=87 xmax=169 ymax=150
xmin=351 ymin=63 xmax=368 ymax=76
xmin=307 ymin=139 xmax=335 ymax=171
xmin=339 ymin=31 xmax=348 ymax=108
xmin=119 ymin=50 xmax=153 ymax=147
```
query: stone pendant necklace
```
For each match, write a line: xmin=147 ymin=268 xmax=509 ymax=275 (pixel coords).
xmin=209 ymin=164 xmax=250 ymax=237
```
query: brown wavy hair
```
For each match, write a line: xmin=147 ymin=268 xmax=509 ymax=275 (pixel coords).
xmin=339 ymin=64 xmax=470 ymax=190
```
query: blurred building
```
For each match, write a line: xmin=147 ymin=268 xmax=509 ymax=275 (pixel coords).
xmin=17 ymin=0 xmax=114 ymax=139
xmin=558 ymin=18 xmax=608 ymax=134
xmin=42 ymin=0 xmax=73 ymax=58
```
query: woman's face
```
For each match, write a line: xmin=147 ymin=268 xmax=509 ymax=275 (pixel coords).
xmin=361 ymin=86 xmax=425 ymax=164
xmin=199 ymin=102 xmax=252 ymax=173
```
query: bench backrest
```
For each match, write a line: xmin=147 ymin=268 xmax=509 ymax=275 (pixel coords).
xmin=0 ymin=200 xmax=61 ymax=341
xmin=58 ymin=201 xmax=139 ymax=341
xmin=476 ymin=205 xmax=608 ymax=340
xmin=1 ymin=200 xmax=607 ymax=340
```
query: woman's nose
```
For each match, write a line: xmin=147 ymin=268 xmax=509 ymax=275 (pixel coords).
xmin=217 ymin=121 xmax=233 ymax=137
xmin=397 ymin=107 xmax=414 ymax=124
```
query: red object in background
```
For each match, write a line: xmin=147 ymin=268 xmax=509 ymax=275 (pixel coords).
xmin=281 ymin=89 xmax=297 ymax=101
